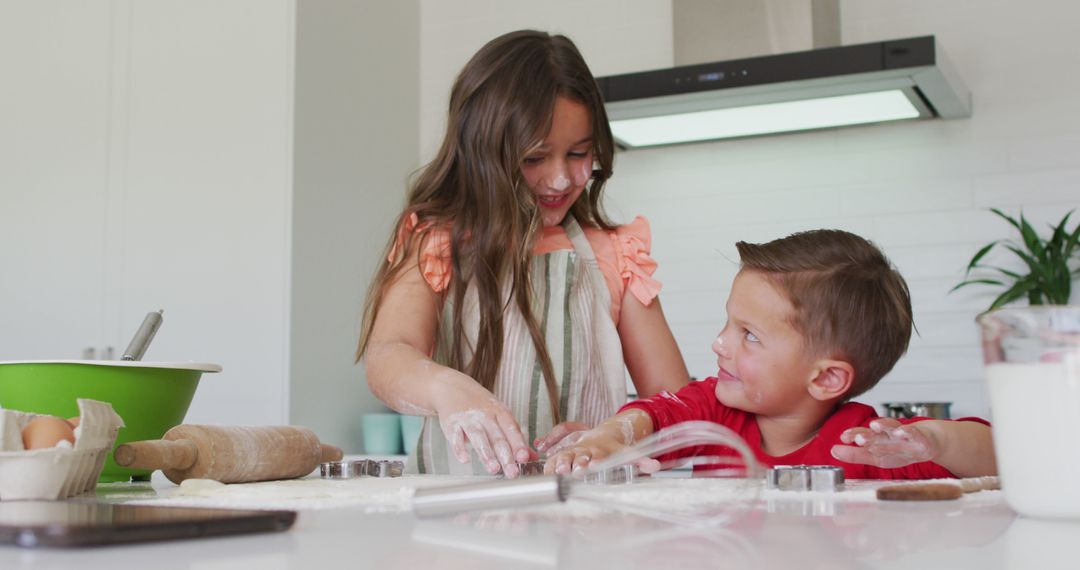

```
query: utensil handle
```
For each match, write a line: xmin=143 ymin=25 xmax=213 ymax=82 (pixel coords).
xmin=122 ymin=310 xmax=163 ymax=361
xmin=319 ymin=444 xmax=343 ymax=463
xmin=114 ymin=439 xmax=198 ymax=471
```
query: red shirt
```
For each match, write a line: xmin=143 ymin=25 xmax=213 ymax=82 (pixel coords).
xmin=621 ymin=377 xmax=991 ymax=479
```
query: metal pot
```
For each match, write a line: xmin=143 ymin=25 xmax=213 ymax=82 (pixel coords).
xmin=881 ymin=402 xmax=952 ymax=420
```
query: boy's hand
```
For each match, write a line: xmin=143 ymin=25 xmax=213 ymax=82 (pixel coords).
xmin=542 ymin=429 xmax=661 ymax=476
xmin=534 ymin=421 xmax=591 ymax=456
xmin=831 ymin=418 xmax=940 ymax=469
xmin=542 ymin=429 xmax=621 ymax=475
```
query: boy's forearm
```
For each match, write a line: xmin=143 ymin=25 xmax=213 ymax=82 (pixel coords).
xmin=917 ymin=420 xmax=998 ymax=478
xmin=594 ymin=409 xmax=656 ymax=445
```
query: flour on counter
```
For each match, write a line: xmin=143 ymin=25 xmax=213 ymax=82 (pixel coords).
xmin=126 ymin=475 xmax=479 ymax=513
xmin=122 ymin=475 xmax=993 ymax=515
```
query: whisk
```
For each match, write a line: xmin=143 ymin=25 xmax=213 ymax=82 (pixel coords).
xmin=412 ymin=421 xmax=762 ymax=521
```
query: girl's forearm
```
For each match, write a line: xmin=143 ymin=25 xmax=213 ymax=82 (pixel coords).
xmin=363 ymin=340 xmax=469 ymax=416
xmin=919 ymin=420 xmax=998 ymax=478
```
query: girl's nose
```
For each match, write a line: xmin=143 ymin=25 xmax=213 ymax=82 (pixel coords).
xmin=543 ymin=159 xmax=591 ymax=192
xmin=546 ymin=171 xmax=571 ymax=191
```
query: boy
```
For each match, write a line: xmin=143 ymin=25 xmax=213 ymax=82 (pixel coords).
xmin=544 ymin=229 xmax=996 ymax=479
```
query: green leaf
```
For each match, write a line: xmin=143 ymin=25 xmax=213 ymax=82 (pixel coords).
xmin=1054 ymin=284 xmax=1071 ymax=304
xmin=1018 ymin=212 xmax=1047 ymax=263
xmin=950 ymin=278 xmax=1005 ymax=294
xmin=964 ymin=241 xmax=999 ymax=274
xmin=989 ymin=278 xmax=1037 ymax=311
xmin=989 ymin=266 xmax=1021 ymax=279
xmin=1003 ymin=244 xmax=1052 ymax=284
xmin=1048 ymin=210 xmax=1073 ymax=249
xmin=1047 ymin=246 xmax=1069 ymax=301
xmin=1064 ymin=219 xmax=1080 ymax=258
xmin=990 ymin=208 xmax=1022 ymax=233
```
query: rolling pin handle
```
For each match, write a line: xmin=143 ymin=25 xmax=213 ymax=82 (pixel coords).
xmin=114 ymin=438 xmax=198 ymax=471
xmin=319 ymin=444 xmax=344 ymax=463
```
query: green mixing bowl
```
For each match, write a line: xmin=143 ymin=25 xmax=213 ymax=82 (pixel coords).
xmin=0 ymin=360 xmax=221 ymax=482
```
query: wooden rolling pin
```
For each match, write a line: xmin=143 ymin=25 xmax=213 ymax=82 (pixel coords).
xmin=113 ymin=425 xmax=344 ymax=484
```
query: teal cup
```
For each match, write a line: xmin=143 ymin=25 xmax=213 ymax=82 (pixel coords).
xmin=400 ymin=415 xmax=424 ymax=455
xmin=361 ymin=413 xmax=403 ymax=455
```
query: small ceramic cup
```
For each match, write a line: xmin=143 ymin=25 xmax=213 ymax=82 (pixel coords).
xmin=361 ymin=413 xmax=403 ymax=455
xmin=400 ymin=415 xmax=424 ymax=455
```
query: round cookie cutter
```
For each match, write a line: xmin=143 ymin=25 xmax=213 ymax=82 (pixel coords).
xmin=766 ymin=465 xmax=845 ymax=492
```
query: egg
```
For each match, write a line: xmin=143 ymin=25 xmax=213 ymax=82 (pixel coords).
xmin=21 ymin=416 xmax=76 ymax=450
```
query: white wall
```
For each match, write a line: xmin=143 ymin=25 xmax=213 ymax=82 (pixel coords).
xmin=419 ymin=0 xmax=1080 ymax=419
xmin=290 ymin=0 xmax=420 ymax=451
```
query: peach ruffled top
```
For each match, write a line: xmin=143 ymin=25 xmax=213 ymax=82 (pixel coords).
xmin=389 ymin=214 xmax=661 ymax=324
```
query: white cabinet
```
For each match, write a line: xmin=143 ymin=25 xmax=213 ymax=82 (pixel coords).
xmin=0 ymin=3 xmax=112 ymax=362
xmin=111 ymin=1 xmax=296 ymax=425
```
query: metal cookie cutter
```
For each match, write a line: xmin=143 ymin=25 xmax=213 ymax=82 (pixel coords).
xmin=512 ymin=461 xmax=639 ymax=485
xmin=583 ymin=464 xmax=638 ymax=485
xmin=515 ymin=460 xmax=547 ymax=477
xmin=320 ymin=459 xmax=404 ymax=479
xmin=365 ymin=459 xmax=405 ymax=477
xmin=766 ymin=465 xmax=845 ymax=492
xmin=320 ymin=460 xmax=366 ymax=479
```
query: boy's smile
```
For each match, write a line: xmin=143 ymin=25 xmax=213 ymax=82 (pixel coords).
xmin=712 ymin=270 xmax=817 ymax=417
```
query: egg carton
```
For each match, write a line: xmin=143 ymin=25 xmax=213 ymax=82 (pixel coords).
xmin=0 ymin=399 xmax=124 ymax=500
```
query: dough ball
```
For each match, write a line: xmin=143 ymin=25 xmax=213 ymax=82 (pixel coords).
xmin=176 ymin=478 xmax=227 ymax=497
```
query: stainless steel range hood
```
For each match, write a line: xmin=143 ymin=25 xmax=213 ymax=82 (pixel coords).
xmin=597 ymin=3 xmax=971 ymax=148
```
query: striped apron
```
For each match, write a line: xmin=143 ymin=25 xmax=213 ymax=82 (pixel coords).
xmin=407 ymin=216 xmax=627 ymax=474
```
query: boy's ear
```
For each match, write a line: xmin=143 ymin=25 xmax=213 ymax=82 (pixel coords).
xmin=807 ymin=359 xmax=856 ymax=401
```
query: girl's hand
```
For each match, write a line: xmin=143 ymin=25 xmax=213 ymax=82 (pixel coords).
xmin=534 ymin=421 xmax=591 ymax=456
xmin=831 ymin=418 xmax=940 ymax=469
xmin=434 ymin=376 xmax=532 ymax=478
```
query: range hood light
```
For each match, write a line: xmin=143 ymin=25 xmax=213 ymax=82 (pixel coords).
xmin=610 ymin=89 xmax=922 ymax=147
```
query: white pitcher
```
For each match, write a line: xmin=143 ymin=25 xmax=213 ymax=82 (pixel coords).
xmin=978 ymin=306 xmax=1080 ymax=520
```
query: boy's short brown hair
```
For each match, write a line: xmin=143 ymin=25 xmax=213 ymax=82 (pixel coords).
xmin=735 ymin=229 xmax=913 ymax=398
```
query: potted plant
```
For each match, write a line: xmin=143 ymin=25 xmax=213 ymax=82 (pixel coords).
xmin=952 ymin=208 xmax=1080 ymax=311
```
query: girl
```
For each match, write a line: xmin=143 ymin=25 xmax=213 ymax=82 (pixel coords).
xmin=357 ymin=30 xmax=688 ymax=478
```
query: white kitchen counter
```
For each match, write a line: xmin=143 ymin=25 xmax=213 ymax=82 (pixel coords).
xmin=0 ymin=474 xmax=1076 ymax=570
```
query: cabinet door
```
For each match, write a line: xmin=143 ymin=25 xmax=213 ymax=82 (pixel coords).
xmin=109 ymin=1 xmax=294 ymax=425
xmin=0 ymin=3 xmax=112 ymax=359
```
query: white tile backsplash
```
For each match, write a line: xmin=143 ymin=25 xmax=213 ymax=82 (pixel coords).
xmin=974 ymin=168 xmax=1080 ymax=208
xmin=835 ymin=177 xmax=974 ymax=217
xmin=886 ymin=345 xmax=985 ymax=383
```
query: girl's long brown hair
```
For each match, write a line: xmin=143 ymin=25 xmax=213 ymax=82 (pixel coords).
xmin=357 ymin=31 xmax=617 ymax=424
